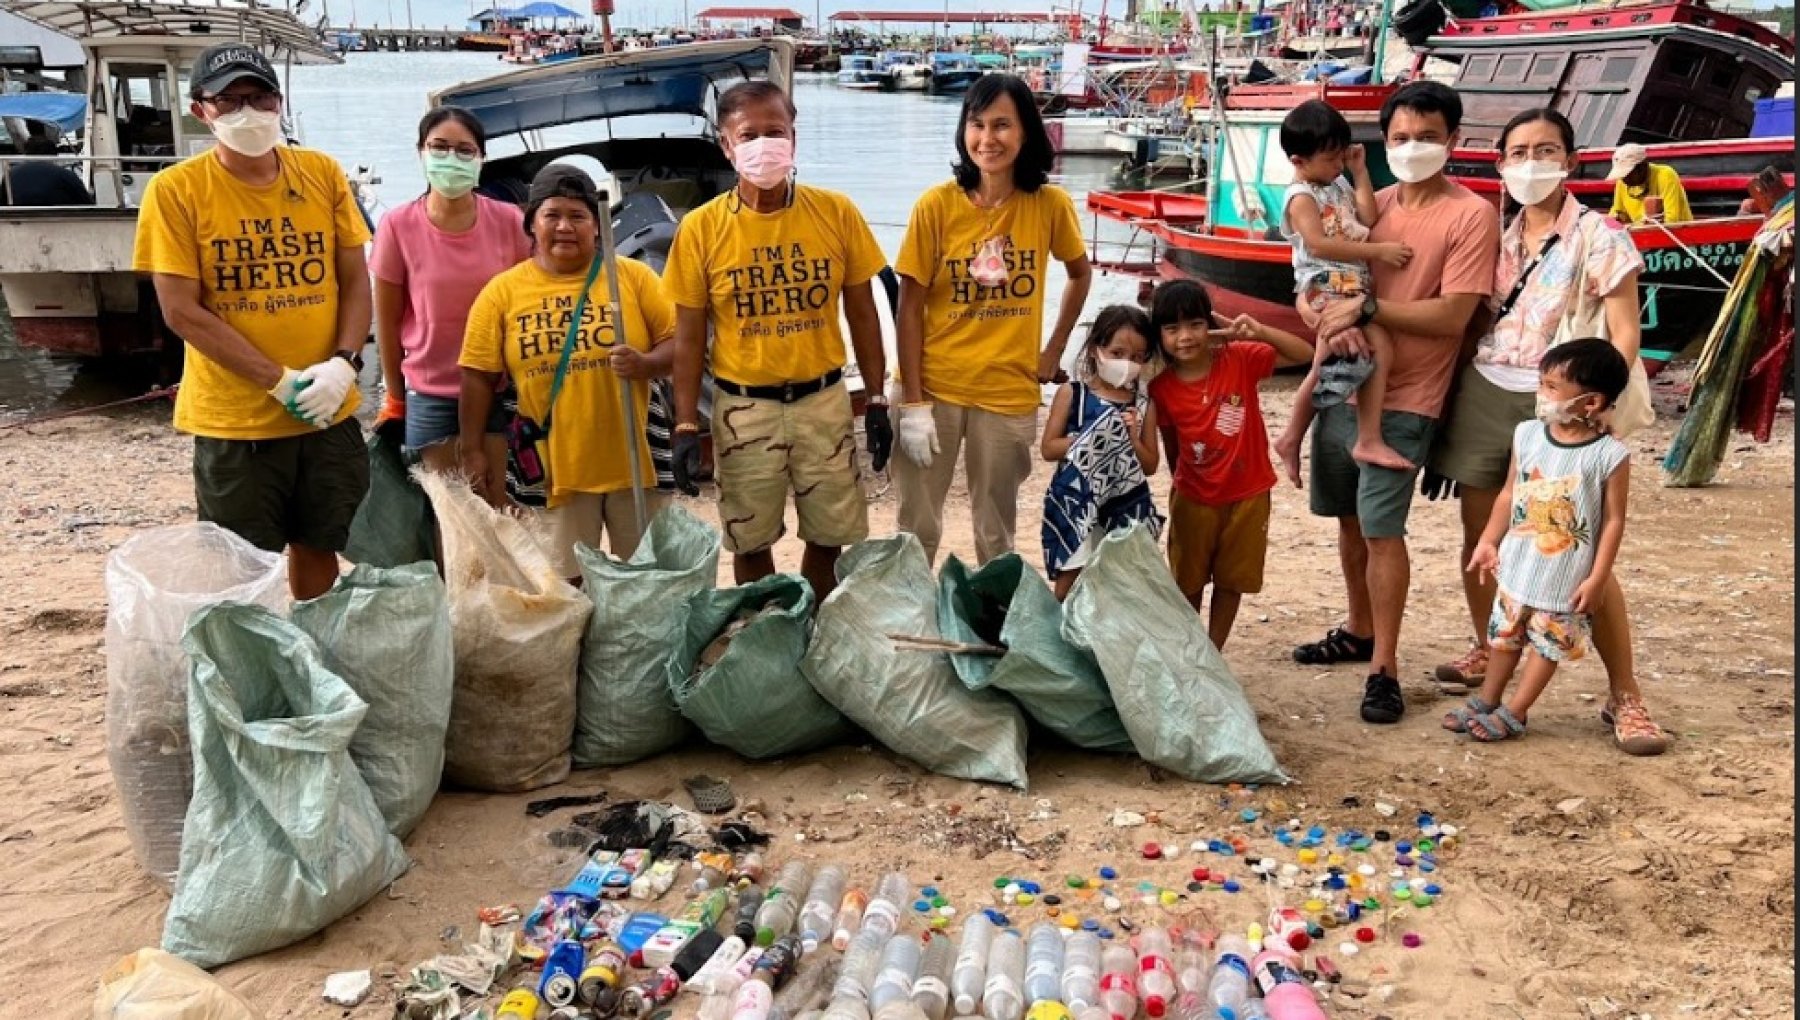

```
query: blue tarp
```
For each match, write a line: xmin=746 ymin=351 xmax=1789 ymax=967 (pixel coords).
xmin=0 ymin=92 xmax=86 ymax=134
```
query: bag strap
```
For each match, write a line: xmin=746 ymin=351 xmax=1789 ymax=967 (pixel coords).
xmin=541 ymin=255 xmax=606 ymax=432
xmin=1493 ymin=228 xmax=1562 ymax=323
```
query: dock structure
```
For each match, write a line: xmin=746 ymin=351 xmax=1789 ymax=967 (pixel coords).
xmin=323 ymin=26 xmax=467 ymax=51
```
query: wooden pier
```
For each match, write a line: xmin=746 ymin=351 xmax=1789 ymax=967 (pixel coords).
xmin=322 ymin=26 xmax=470 ymax=52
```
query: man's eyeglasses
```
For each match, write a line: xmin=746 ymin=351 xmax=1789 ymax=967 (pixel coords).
xmin=201 ymin=91 xmax=281 ymax=114
xmin=1503 ymin=144 xmax=1567 ymax=164
xmin=424 ymin=142 xmax=482 ymax=162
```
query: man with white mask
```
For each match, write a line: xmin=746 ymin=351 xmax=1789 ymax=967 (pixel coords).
xmin=663 ymin=80 xmax=891 ymax=600
xmin=1295 ymin=80 xmax=1499 ymax=725
xmin=133 ymin=44 xmax=373 ymax=601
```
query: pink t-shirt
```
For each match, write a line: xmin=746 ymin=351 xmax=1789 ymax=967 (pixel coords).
xmin=370 ymin=195 xmax=532 ymax=398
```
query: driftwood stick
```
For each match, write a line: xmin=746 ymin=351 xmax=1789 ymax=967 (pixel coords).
xmin=885 ymin=633 xmax=1007 ymax=656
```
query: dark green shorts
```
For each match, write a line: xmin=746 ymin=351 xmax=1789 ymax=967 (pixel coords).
xmin=1429 ymin=363 xmax=1536 ymax=491
xmin=1308 ymin=403 xmax=1434 ymax=539
xmin=193 ymin=417 xmax=370 ymax=554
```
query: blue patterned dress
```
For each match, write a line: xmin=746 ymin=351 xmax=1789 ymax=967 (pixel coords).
xmin=1041 ymin=381 xmax=1165 ymax=578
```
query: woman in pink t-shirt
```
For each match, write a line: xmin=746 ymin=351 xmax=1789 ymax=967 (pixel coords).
xmin=370 ymin=107 xmax=531 ymax=494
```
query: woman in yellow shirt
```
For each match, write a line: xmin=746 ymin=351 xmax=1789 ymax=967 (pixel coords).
xmin=459 ymin=165 xmax=676 ymax=578
xmin=893 ymin=73 xmax=1093 ymax=565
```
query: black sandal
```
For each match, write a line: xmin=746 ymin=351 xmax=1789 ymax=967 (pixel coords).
xmin=1292 ymin=626 xmax=1375 ymax=665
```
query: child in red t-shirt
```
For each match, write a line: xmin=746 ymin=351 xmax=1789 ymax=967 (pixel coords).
xmin=1147 ymin=281 xmax=1312 ymax=649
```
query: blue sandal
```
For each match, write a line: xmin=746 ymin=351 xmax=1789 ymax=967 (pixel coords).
xmin=1468 ymin=705 xmax=1528 ymax=742
xmin=1441 ymin=695 xmax=1496 ymax=733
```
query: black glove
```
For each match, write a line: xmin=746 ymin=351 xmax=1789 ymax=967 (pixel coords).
xmin=865 ymin=402 xmax=894 ymax=473
xmin=671 ymin=429 xmax=702 ymax=497
xmin=1420 ymin=468 xmax=1460 ymax=502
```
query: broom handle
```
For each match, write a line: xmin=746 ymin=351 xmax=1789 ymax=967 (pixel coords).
xmin=596 ymin=188 xmax=651 ymax=531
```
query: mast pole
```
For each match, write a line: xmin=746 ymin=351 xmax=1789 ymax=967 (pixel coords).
xmin=1371 ymin=0 xmax=1395 ymax=80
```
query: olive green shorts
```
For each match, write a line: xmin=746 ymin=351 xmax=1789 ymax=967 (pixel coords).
xmin=1308 ymin=403 xmax=1434 ymax=539
xmin=192 ymin=417 xmax=370 ymax=554
xmin=1429 ymin=363 xmax=1537 ymax=492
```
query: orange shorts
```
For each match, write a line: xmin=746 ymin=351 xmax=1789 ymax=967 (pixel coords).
xmin=1167 ymin=490 xmax=1271 ymax=596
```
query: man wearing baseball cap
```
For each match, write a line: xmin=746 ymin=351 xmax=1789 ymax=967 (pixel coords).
xmin=1606 ymin=142 xmax=1692 ymax=225
xmin=132 ymin=42 xmax=374 ymax=600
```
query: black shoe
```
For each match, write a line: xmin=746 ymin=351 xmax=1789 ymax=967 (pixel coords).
xmin=1360 ymin=669 xmax=1405 ymax=724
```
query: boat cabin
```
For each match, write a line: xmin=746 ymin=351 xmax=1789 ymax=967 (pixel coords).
xmin=1413 ymin=0 xmax=1794 ymax=150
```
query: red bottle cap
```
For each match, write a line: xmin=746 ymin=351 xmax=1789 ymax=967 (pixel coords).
xmin=1142 ymin=843 xmax=1163 ymax=860
xmin=1354 ymin=927 xmax=1376 ymax=944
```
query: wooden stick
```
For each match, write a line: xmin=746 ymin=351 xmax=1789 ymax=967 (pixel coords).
xmin=885 ymin=633 xmax=1006 ymax=656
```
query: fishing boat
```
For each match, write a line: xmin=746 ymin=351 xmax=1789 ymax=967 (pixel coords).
xmin=924 ymin=52 xmax=984 ymax=95
xmin=0 ymin=0 xmax=342 ymax=361
xmin=877 ymin=50 xmax=929 ymax=92
xmin=835 ymin=52 xmax=884 ymax=89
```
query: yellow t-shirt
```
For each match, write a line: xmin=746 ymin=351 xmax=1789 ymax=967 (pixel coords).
xmin=460 ymin=257 xmax=675 ymax=506
xmin=1609 ymin=163 xmax=1693 ymax=225
xmin=662 ymin=184 xmax=887 ymax=388
xmin=894 ymin=180 xmax=1086 ymax=416
xmin=131 ymin=146 xmax=371 ymax=440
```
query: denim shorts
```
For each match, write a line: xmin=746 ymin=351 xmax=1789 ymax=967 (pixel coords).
xmin=405 ymin=390 xmax=507 ymax=452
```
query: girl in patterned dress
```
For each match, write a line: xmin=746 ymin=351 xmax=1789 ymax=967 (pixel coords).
xmin=1039 ymin=305 xmax=1165 ymax=599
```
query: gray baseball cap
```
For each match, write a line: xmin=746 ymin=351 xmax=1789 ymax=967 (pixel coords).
xmin=189 ymin=43 xmax=280 ymax=99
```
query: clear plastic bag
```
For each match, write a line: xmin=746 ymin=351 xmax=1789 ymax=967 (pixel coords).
xmin=92 ymin=948 xmax=263 ymax=1019
xmin=103 ymin=523 xmax=289 ymax=889
xmin=417 ymin=472 xmax=591 ymax=792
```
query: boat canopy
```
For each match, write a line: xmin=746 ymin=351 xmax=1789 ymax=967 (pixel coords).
xmin=0 ymin=91 xmax=86 ymax=133
xmin=431 ymin=37 xmax=793 ymax=139
xmin=1 ymin=0 xmax=338 ymax=64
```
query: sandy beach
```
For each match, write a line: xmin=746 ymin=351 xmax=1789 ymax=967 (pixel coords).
xmin=0 ymin=373 xmax=1792 ymax=1020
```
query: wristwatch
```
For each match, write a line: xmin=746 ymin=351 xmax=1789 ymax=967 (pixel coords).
xmin=1354 ymin=295 xmax=1378 ymax=328
xmin=333 ymin=348 xmax=365 ymax=372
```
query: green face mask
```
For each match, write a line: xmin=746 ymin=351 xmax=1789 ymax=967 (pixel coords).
xmin=422 ymin=151 xmax=481 ymax=198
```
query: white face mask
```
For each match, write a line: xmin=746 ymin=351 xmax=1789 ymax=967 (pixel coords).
xmin=1535 ymin=393 xmax=1589 ymax=425
xmin=1501 ymin=160 xmax=1568 ymax=206
xmin=730 ymin=135 xmax=795 ymax=191
xmin=1386 ymin=140 xmax=1448 ymax=184
xmin=1095 ymin=356 xmax=1142 ymax=388
xmin=209 ymin=107 xmax=284 ymax=158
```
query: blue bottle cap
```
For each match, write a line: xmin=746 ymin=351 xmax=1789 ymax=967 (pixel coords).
xmin=1417 ymin=813 xmax=1435 ymax=828
xmin=1346 ymin=902 xmax=1362 ymax=920
xmin=914 ymin=900 xmax=932 ymax=913
xmin=1097 ymin=928 xmax=1114 ymax=939
xmin=1425 ymin=883 xmax=1442 ymax=896
xmin=922 ymin=886 xmax=939 ymax=898
xmin=1240 ymin=808 xmax=1259 ymax=822
xmin=1222 ymin=880 xmax=1241 ymax=893
xmin=1099 ymin=867 xmax=1118 ymax=881
xmin=1275 ymin=831 xmax=1294 ymax=845
xmin=994 ymin=914 xmax=1010 ymax=927
xmin=1081 ymin=919 xmax=1099 ymax=931
xmin=1208 ymin=840 xmax=1226 ymax=853
xmin=1396 ymin=841 xmax=1413 ymax=854
xmin=1419 ymin=860 xmax=1437 ymax=873
xmin=1022 ymin=882 xmax=1041 ymax=895
xmin=1308 ymin=826 xmax=1327 ymax=839
xmin=1326 ymin=875 xmax=1346 ymax=890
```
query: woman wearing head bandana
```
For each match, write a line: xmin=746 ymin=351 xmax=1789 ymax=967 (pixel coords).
xmin=458 ymin=164 xmax=677 ymax=579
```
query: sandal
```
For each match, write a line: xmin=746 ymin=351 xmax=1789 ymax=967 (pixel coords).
xmin=1603 ymin=696 xmax=1670 ymax=757
xmin=1293 ymin=626 xmax=1375 ymax=666
xmin=1441 ymin=695 xmax=1496 ymax=733
xmin=1468 ymin=705 xmax=1528 ymax=742
xmin=1433 ymin=644 xmax=1489 ymax=693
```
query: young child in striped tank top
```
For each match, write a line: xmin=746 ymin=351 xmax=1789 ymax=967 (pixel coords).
xmin=1448 ymin=338 xmax=1632 ymax=742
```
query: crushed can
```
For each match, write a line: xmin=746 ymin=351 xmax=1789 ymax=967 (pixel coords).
xmin=619 ymin=966 xmax=682 ymax=1018
xmin=580 ymin=941 xmax=628 ymax=1004
xmin=497 ymin=987 xmax=542 ymax=1019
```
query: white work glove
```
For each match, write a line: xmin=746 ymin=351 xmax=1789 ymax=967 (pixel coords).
xmin=291 ymin=356 xmax=358 ymax=428
xmin=898 ymin=402 xmax=939 ymax=468
xmin=266 ymin=367 xmax=308 ymax=417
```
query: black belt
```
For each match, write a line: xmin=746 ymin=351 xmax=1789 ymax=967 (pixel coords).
xmin=714 ymin=369 xmax=843 ymax=403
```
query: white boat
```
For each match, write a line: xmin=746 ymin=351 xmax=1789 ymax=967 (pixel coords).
xmin=835 ymin=53 xmax=883 ymax=89
xmin=877 ymin=50 xmax=929 ymax=92
xmin=0 ymin=0 xmax=342 ymax=361
xmin=1045 ymin=112 xmax=1118 ymax=156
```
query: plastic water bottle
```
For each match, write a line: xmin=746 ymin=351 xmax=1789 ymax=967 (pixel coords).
xmin=734 ymin=974 xmax=777 ymax=1020
xmin=1135 ymin=927 xmax=1177 ymax=1018
xmin=911 ymin=931 xmax=954 ymax=1020
xmin=873 ymin=1002 xmax=930 ymax=1020
xmin=701 ymin=947 xmax=767 ymax=1020
xmin=1248 ymin=948 xmax=1325 ymax=1020
xmin=1236 ymin=1003 xmax=1270 ymax=1020
xmin=799 ymin=865 xmax=848 ymax=953
xmin=1023 ymin=923 xmax=1064 ymax=1005
xmin=756 ymin=862 xmax=814 ymax=946
xmin=1060 ymin=930 xmax=1101 ymax=1013
xmin=1206 ymin=936 xmax=1252 ymax=1020
xmin=981 ymin=929 xmax=1025 ymax=1020
xmin=822 ymin=997 xmax=873 ymax=1020
xmin=772 ymin=957 xmax=842 ymax=1020
xmin=1074 ymin=1007 xmax=1110 ymax=1020
xmin=862 ymin=872 xmax=911 ymax=939
xmin=834 ymin=888 xmax=870 ymax=951
xmin=871 ymin=935 xmax=923 ymax=1013
xmin=1097 ymin=945 xmax=1137 ymax=1020
xmin=1172 ymin=930 xmax=1208 ymax=999
xmin=951 ymin=913 xmax=996 ymax=1016
xmin=834 ymin=927 xmax=888 ymax=1002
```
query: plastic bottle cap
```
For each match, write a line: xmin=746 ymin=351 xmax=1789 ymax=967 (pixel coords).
xmin=1303 ymin=899 xmax=1325 ymax=914
xmin=1240 ymin=809 xmax=1259 ymax=822
xmin=1297 ymin=849 xmax=1318 ymax=865
xmin=914 ymin=900 xmax=931 ymax=913
xmin=1354 ymin=927 xmax=1376 ymax=943
xmin=1099 ymin=867 xmax=1118 ymax=881
xmin=1102 ymin=897 xmax=1122 ymax=913
xmin=1401 ymin=933 xmax=1422 ymax=948
xmin=1016 ymin=895 xmax=1035 ymax=906
xmin=1222 ymin=881 xmax=1240 ymax=893
xmin=995 ymin=877 xmax=1012 ymax=889
xmin=1142 ymin=843 xmax=1163 ymax=860
xmin=1339 ymin=942 xmax=1359 ymax=957
xmin=1060 ymin=914 xmax=1080 ymax=929
xmin=1424 ymin=884 xmax=1442 ymax=896
xmin=1159 ymin=891 xmax=1179 ymax=907
xmin=1286 ymin=930 xmax=1309 ymax=951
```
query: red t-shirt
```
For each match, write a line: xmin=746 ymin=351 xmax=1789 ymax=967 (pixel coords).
xmin=1149 ymin=342 xmax=1278 ymax=507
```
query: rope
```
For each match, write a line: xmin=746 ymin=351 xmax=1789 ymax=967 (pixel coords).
xmin=0 ymin=385 xmax=177 ymax=431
